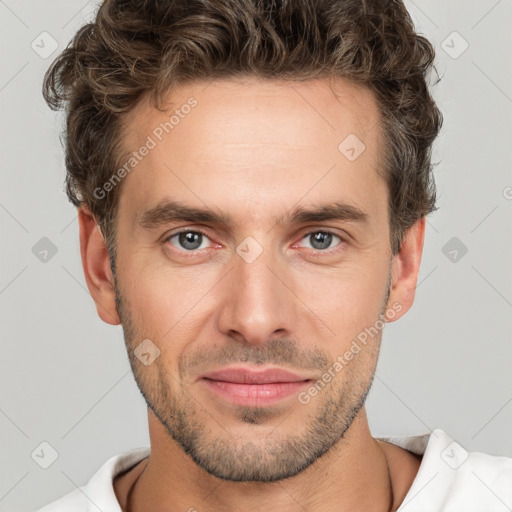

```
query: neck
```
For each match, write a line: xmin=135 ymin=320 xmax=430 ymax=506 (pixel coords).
xmin=125 ymin=408 xmax=397 ymax=512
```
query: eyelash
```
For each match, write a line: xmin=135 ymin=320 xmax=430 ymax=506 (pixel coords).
xmin=163 ymin=228 xmax=346 ymax=255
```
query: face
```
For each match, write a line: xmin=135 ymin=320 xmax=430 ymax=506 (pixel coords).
xmin=106 ymin=77 xmax=404 ymax=482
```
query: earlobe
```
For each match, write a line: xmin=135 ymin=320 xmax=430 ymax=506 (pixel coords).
xmin=78 ymin=205 xmax=121 ymax=326
xmin=385 ymin=217 xmax=426 ymax=323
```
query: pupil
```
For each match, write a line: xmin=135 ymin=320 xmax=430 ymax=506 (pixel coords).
xmin=180 ymin=232 xmax=202 ymax=250
xmin=311 ymin=232 xmax=332 ymax=250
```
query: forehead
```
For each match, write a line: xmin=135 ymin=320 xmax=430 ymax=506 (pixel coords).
xmin=124 ymin=77 xmax=380 ymax=150
xmin=117 ymin=77 xmax=386 ymax=231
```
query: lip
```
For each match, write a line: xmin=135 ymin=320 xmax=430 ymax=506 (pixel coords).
xmin=199 ymin=367 xmax=310 ymax=384
xmin=199 ymin=366 xmax=313 ymax=407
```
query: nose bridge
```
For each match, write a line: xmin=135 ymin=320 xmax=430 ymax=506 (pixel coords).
xmin=216 ymin=240 xmax=295 ymax=344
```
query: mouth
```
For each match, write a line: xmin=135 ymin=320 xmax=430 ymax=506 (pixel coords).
xmin=199 ymin=366 xmax=313 ymax=407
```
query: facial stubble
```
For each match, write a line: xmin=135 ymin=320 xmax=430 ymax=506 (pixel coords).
xmin=113 ymin=264 xmax=392 ymax=482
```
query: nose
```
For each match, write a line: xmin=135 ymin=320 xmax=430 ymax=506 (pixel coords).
xmin=216 ymin=244 xmax=297 ymax=346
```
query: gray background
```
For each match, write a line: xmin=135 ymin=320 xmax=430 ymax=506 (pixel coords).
xmin=1 ymin=0 xmax=511 ymax=510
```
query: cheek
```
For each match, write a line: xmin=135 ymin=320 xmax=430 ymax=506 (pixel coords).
xmin=124 ymin=249 xmax=191 ymax=302
xmin=120 ymin=259 xmax=216 ymax=348
xmin=303 ymin=263 xmax=388 ymax=340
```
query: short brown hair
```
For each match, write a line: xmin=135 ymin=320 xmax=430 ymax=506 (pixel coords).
xmin=43 ymin=0 xmax=443 ymax=271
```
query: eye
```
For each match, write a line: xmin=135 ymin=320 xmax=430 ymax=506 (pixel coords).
xmin=165 ymin=230 xmax=213 ymax=251
xmin=297 ymin=230 xmax=344 ymax=252
xmin=163 ymin=229 xmax=345 ymax=255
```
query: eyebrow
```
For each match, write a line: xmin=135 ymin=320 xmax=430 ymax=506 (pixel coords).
xmin=138 ymin=199 xmax=369 ymax=230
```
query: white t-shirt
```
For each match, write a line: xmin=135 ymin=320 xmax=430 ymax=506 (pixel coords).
xmin=34 ymin=428 xmax=512 ymax=511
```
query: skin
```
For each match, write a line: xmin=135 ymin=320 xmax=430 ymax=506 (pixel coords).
xmin=79 ymin=77 xmax=425 ymax=512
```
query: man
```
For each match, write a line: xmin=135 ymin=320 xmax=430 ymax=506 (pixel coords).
xmin=37 ymin=0 xmax=512 ymax=511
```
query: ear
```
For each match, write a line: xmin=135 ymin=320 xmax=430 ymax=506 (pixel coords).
xmin=78 ymin=205 xmax=120 ymax=325
xmin=384 ymin=217 xmax=426 ymax=322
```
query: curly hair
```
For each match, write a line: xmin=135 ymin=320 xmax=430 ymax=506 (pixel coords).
xmin=43 ymin=0 xmax=443 ymax=271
